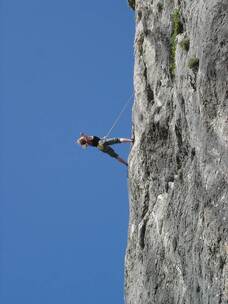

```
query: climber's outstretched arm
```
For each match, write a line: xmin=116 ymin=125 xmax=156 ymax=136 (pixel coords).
xmin=119 ymin=138 xmax=133 ymax=143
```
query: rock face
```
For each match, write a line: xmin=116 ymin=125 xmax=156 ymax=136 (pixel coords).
xmin=125 ymin=0 xmax=228 ymax=303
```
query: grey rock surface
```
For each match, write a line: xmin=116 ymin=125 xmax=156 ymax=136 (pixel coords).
xmin=125 ymin=0 xmax=228 ymax=303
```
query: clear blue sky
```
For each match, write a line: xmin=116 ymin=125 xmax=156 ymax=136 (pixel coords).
xmin=0 ymin=1 xmax=134 ymax=303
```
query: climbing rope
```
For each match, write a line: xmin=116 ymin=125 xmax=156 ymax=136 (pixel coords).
xmin=104 ymin=93 xmax=134 ymax=138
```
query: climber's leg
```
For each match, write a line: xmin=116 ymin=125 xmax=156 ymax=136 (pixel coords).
xmin=116 ymin=156 xmax=128 ymax=167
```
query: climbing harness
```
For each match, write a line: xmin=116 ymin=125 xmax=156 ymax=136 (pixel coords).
xmin=103 ymin=93 xmax=134 ymax=138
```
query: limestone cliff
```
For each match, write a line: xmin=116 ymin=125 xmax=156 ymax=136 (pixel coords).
xmin=125 ymin=0 xmax=228 ymax=303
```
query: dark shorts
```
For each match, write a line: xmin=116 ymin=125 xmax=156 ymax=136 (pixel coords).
xmin=97 ymin=138 xmax=120 ymax=158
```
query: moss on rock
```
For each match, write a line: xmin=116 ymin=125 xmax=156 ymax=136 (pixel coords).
xmin=179 ymin=38 xmax=190 ymax=51
xmin=170 ymin=9 xmax=183 ymax=78
xmin=188 ymin=56 xmax=199 ymax=70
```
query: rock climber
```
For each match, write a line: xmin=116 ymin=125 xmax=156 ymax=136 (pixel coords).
xmin=76 ymin=133 xmax=133 ymax=166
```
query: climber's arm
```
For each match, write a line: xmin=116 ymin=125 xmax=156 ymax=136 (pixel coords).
xmin=119 ymin=138 xmax=133 ymax=143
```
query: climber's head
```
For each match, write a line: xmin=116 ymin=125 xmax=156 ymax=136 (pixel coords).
xmin=76 ymin=136 xmax=88 ymax=148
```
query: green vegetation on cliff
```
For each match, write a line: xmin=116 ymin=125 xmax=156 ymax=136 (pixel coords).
xmin=170 ymin=9 xmax=183 ymax=78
